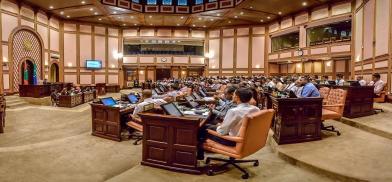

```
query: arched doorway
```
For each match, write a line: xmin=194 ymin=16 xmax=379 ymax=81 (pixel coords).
xmin=50 ymin=63 xmax=59 ymax=82
xmin=20 ymin=60 xmax=35 ymax=85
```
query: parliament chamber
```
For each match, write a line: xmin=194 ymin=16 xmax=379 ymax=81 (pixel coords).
xmin=1 ymin=0 xmax=392 ymax=181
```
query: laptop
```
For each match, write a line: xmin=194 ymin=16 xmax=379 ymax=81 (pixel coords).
xmin=199 ymin=88 xmax=207 ymax=97
xmin=328 ymin=81 xmax=337 ymax=85
xmin=152 ymin=89 xmax=158 ymax=95
xmin=128 ymin=94 xmax=139 ymax=104
xmin=185 ymin=96 xmax=199 ymax=108
xmin=101 ymin=97 xmax=117 ymax=106
xmin=160 ymin=102 xmax=184 ymax=117
xmin=155 ymin=88 xmax=163 ymax=94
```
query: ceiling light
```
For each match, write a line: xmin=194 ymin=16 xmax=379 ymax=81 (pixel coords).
xmin=302 ymin=2 xmax=307 ymax=6
xmin=66 ymin=15 xmax=70 ymax=18
xmin=60 ymin=11 xmax=64 ymax=15
xmin=177 ymin=23 xmax=180 ymax=26
xmin=89 ymin=8 xmax=93 ymax=11
xmin=113 ymin=11 xmax=117 ymax=14
xmin=203 ymin=25 xmax=206 ymax=28
xmin=134 ymin=24 xmax=137 ymax=26
xmin=81 ymin=1 xmax=86 ymax=4
xmin=98 ymin=18 xmax=102 ymax=21
xmin=234 ymin=16 xmax=238 ymax=18
xmin=198 ymin=17 xmax=202 ymax=20
xmin=180 ymin=16 xmax=184 ymax=19
xmin=240 ymin=12 xmax=244 ymax=15
xmin=249 ymin=6 xmax=253 ymax=9
xmin=210 ymin=19 xmax=214 ymax=21
xmin=130 ymin=16 xmax=134 ymax=19
xmin=260 ymin=19 xmax=264 ymax=22
xmin=217 ymin=13 xmax=221 ymax=16
xmin=94 ymin=12 xmax=98 ymax=15
xmin=192 ymin=24 xmax=196 ymax=27
xmin=123 ymin=24 xmax=126 ymax=26
xmin=228 ymin=21 xmax=231 ymax=23
xmin=149 ymin=15 xmax=152 ymax=18
xmin=278 ymin=12 xmax=282 ymax=15
xmin=267 ymin=16 xmax=271 ymax=19
xmin=49 ymin=6 xmax=54 ymax=9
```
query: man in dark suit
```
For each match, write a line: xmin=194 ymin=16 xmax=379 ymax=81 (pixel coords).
xmin=208 ymin=85 xmax=237 ymax=124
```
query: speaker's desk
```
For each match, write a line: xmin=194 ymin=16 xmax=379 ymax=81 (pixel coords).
xmin=139 ymin=113 xmax=206 ymax=174
xmin=271 ymin=97 xmax=323 ymax=145
xmin=90 ymin=103 xmax=135 ymax=141
xmin=19 ymin=82 xmax=72 ymax=98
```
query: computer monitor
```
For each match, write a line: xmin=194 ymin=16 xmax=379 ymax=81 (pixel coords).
xmin=152 ymin=89 xmax=158 ymax=95
xmin=101 ymin=97 xmax=117 ymax=106
xmin=347 ymin=80 xmax=360 ymax=87
xmin=288 ymin=90 xmax=297 ymax=98
xmin=155 ymin=88 xmax=162 ymax=94
xmin=161 ymin=103 xmax=183 ymax=116
xmin=128 ymin=94 xmax=138 ymax=104
xmin=185 ymin=96 xmax=199 ymax=108
xmin=193 ymin=92 xmax=202 ymax=100
xmin=212 ymin=84 xmax=220 ymax=90
xmin=199 ymin=88 xmax=207 ymax=97
xmin=328 ymin=81 xmax=336 ymax=85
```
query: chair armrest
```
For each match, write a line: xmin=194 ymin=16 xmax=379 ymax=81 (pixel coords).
xmin=206 ymin=129 xmax=243 ymax=143
xmin=323 ymin=104 xmax=344 ymax=108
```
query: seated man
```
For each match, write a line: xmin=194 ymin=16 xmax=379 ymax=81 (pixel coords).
xmin=368 ymin=73 xmax=385 ymax=96
xmin=300 ymin=76 xmax=320 ymax=98
xmin=132 ymin=89 xmax=166 ymax=117
xmin=209 ymin=86 xmax=238 ymax=124
xmin=335 ymin=74 xmax=345 ymax=86
xmin=205 ymin=88 xmax=260 ymax=146
xmin=356 ymin=76 xmax=367 ymax=86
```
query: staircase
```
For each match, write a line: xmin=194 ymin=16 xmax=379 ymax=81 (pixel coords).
xmin=5 ymin=95 xmax=29 ymax=109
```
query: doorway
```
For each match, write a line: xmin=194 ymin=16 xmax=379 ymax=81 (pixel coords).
xmin=50 ymin=63 xmax=59 ymax=82
xmin=156 ymin=68 xmax=171 ymax=80
xmin=20 ymin=60 xmax=34 ymax=85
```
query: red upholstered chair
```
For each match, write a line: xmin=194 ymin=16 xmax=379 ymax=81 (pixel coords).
xmin=203 ymin=109 xmax=275 ymax=179
xmin=321 ymin=89 xmax=347 ymax=136
xmin=319 ymin=87 xmax=330 ymax=104
xmin=127 ymin=103 xmax=154 ymax=145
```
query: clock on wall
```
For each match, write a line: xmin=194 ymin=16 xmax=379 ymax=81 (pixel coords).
xmin=297 ymin=49 xmax=304 ymax=56
xmin=161 ymin=57 xmax=168 ymax=63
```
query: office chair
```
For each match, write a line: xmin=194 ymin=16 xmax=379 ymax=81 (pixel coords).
xmin=319 ymin=87 xmax=330 ymax=104
xmin=373 ymin=86 xmax=386 ymax=113
xmin=321 ymin=89 xmax=347 ymax=136
xmin=203 ymin=109 xmax=275 ymax=179
xmin=127 ymin=103 xmax=154 ymax=145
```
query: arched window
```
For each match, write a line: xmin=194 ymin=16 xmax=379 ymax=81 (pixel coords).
xmin=162 ymin=0 xmax=172 ymax=5
xmin=147 ymin=0 xmax=157 ymax=5
xmin=132 ymin=0 xmax=139 ymax=3
xmin=195 ymin=0 xmax=203 ymax=5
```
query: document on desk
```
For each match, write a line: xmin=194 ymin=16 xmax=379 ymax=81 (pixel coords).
xmin=183 ymin=110 xmax=196 ymax=115
xmin=204 ymin=97 xmax=215 ymax=101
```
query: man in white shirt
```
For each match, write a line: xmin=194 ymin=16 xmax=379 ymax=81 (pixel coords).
xmin=368 ymin=73 xmax=385 ymax=95
xmin=210 ymin=88 xmax=260 ymax=142
xmin=356 ymin=76 xmax=367 ymax=86
xmin=335 ymin=74 xmax=345 ymax=86
xmin=132 ymin=89 xmax=166 ymax=117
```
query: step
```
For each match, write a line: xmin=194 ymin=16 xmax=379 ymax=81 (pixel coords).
xmin=269 ymin=120 xmax=392 ymax=182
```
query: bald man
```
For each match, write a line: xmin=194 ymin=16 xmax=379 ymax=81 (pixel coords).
xmin=132 ymin=89 xmax=166 ymax=117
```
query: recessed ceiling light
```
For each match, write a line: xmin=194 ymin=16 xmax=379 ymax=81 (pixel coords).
xmin=180 ymin=16 xmax=184 ymax=19
xmin=260 ymin=19 xmax=264 ymax=22
xmin=94 ymin=12 xmax=98 ymax=15
xmin=130 ymin=16 xmax=134 ymax=19
xmin=113 ymin=11 xmax=117 ymax=14
xmin=192 ymin=24 xmax=196 ymax=27
xmin=177 ymin=23 xmax=180 ymax=26
xmin=240 ymin=12 xmax=244 ymax=15
xmin=234 ymin=16 xmax=238 ymax=18
xmin=278 ymin=12 xmax=282 ymax=15
xmin=210 ymin=18 xmax=214 ymax=21
xmin=203 ymin=25 xmax=206 ymax=28
xmin=228 ymin=21 xmax=232 ymax=23
xmin=60 ymin=11 xmax=64 ymax=15
xmin=249 ymin=6 xmax=253 ymax=9
xmin=98 ymin=18 xmax=102 ymax=21
xmin=49 ymin=6 xmax=54 ymax=9
xmin=134 ymin=24 xmax=137 ymax=26
xmin=123 ymin=24 xmax=126 ymax=26
xmin=89 ymin=8 xmax=93 ymax=11
xmin=66 ymin=15 xmax=70 ymax=18
xmin=302 ymin=2 xmax=307 ymax=6
xmin=149 ymin=15 xmax=152 ymax=18
xmin=267 ymin=16 xmax=271 ymax=19
xmin=198 ymin=17 xmax=202 ymax=20
xmin=217 ymin=13 xmax=221 ymax=16
xmin=81 ymin=1 xmax=86 ymax=4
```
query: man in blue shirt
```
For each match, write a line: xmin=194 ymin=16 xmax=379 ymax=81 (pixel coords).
xmin=300 ymin=76 xmax=320 ymax=98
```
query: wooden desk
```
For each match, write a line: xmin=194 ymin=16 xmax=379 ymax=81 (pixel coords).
xmin=90 ymin=104 xmax=134 ymax=141
xmin=319 ymin=85 xmax=374 ymax=118
xmin=272 ymin=97 xmax=323 ymax=145
xmin=139 ymin=113 xmax=204 ymax=174
xmin=19 ymin=83 xmax=71 ymax=98
xmin=58 ymin=93 xmax=84 ymax=108
xmin=83 ymin=91 xmax=96 ymax=103
xmin=106 ymin=84 xmax=120 ymax=93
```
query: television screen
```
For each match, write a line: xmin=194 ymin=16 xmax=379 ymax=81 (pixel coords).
xmin=86 ymin=60 xmax=102 ymax=70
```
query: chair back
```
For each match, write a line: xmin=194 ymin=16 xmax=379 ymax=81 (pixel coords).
xmin=319 ymin=87 xmax=330 ymax=99
xmin=236 ymin=109 xmax=274 ymax=158
xmin=325 ymin=89 xmax=347 ymax=114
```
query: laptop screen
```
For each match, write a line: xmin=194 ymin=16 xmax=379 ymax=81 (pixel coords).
xmin=161 ymin=103 xmax=183 ymax=116
xmin=101 ymin=97 xmax=116 ymax=106
xmin=199 ymin=88 xmax=207 ymax=97
xmin=128 ymin=94 xmax=138 ymax=104
xmin=185 ymin=96 xmax=199 ymax=108
xmin=193 ymin=92 xmax=202 ymax=100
